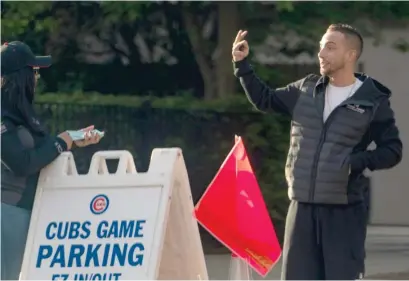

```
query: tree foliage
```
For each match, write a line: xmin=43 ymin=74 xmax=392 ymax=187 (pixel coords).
xmin=2 ymin=1 xmax=409 ymax=98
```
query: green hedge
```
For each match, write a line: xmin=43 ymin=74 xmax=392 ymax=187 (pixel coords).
xmin=35 ymin=91 xmax=252 ymax=111
xmin=35 ymin=92 xmax=291 ymax=252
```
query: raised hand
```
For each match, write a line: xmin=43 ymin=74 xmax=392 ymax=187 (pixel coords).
xmin=232 ymin=30 xmax=249 ymax=62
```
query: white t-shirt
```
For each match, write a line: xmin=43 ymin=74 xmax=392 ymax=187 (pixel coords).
xmin=323 ymin=79 xmax=363 ymax=121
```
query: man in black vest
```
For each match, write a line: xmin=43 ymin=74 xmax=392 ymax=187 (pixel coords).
xmin=232 ymin=24 xmax=402 ymax=280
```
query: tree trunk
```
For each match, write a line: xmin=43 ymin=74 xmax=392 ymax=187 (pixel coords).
xmin=181 ymin=8 xmax=216 ymax=100
xmin=214 ymin=2 xmax=239 ymax=99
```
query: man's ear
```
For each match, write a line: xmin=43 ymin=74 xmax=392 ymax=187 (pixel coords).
xmin=348 ymin=49 xmax=358 ymax=63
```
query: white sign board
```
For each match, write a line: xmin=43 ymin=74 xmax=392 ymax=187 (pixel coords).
xmin=20 ymin=149 xmax=208 ymax=280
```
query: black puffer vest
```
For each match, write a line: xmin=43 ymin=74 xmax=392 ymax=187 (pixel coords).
xmin=286 ymin=75 xmax=385 ymax=204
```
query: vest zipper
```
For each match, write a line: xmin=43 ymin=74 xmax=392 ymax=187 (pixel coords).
xmin=308 ymin=99 xmax=350 ymax=201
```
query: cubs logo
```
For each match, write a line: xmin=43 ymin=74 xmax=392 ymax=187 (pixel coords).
xmin=90 ymin=194 xmax=109 ymax=215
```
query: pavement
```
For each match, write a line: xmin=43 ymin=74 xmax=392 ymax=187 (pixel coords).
xmin=364 ymin=226 xmax=409 ymax=279
xmin=204 ymin=225 xmax=409 ymax=280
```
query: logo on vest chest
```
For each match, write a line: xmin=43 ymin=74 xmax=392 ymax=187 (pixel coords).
xmin=346 ymin=104 xmax=365 ymax=114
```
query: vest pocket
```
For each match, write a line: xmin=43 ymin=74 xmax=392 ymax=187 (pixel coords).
xmin=338 ymin=154 xmax=351 ymax=184
xmin=340 ymin=154 xmax=350 ymax=171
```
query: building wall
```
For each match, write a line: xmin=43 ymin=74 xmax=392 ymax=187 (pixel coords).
xmin=359 ymin=30 xmax=409 ymax=225
xmin=255 ymin=28 xmax=409 ymax=225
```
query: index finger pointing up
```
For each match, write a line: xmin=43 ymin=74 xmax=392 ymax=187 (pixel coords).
xmin=234 ymin=30 xmax=248 ymax=44
xmin=234 ymin=30 xmax=243 ymax=44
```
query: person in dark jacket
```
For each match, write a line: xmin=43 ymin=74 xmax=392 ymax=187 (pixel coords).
xmin=1 ymin=41 xmax=102 ymax=280
xmin=232 ymin=24 xmax=402 ymax=280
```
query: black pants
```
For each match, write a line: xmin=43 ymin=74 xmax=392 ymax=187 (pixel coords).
xmin=281 ymin=200 xmax=367 ymax=280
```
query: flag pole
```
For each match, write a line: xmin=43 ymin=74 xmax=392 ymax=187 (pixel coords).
xmin=228 ymin=253 xmax=251 ymax=280
xmin=228 ymin=135 xmax=252 ymax=281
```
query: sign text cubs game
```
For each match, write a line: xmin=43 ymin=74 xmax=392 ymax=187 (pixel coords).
xmin=35 ymin=195 xmax=147 ymax=280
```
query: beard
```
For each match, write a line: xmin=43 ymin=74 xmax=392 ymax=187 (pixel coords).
xmin=320 ymin=61 xmax=344 ymax=76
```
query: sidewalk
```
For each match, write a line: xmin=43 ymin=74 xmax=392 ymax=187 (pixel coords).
xmin=364 ymin=226 xmax=409 ymax=279
xmin=204 ymin=226 xmax=409 ymax=280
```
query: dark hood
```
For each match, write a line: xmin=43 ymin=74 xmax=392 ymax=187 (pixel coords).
xmin=316 ymin=73 xmax=391 ymax=103
xmin=356 ymin=73 xmax=391 ymax=98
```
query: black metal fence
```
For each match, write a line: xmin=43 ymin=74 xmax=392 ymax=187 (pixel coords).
xmin=35 ymin=103 xmax=267 ymax=194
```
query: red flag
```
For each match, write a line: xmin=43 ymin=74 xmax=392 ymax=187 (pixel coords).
xmin=194 ymin=136 xmax=282 ymax=277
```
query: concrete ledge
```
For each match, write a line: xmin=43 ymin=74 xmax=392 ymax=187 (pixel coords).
xmin=367 ymin=225 xmax=409 ymax=236
xmin=365 ymin=271 xmax=409 ymax=280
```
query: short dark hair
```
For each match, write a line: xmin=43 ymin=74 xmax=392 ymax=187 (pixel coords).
xmin=327 ymin=23 xmax=364 ymax=60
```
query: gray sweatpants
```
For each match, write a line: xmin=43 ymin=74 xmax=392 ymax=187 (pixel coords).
xmin=1 ymin=203 xmax=31 ymax=280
